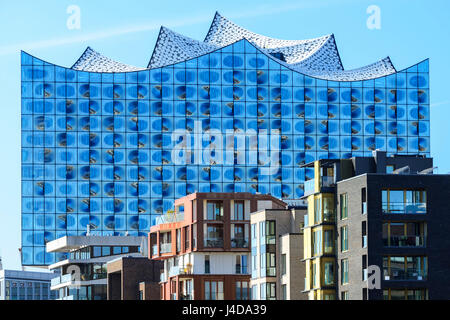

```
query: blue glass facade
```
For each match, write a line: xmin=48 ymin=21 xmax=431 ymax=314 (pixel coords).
xmin=21 ymin=38 xmax=430 ymax=265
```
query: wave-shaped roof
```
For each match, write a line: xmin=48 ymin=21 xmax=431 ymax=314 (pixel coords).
xmin=68 ymin=12 xmax=400 ymax=81
xmin=72 ymin=47 xmax=144 ymax=72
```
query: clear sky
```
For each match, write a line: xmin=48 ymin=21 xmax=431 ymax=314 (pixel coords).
xmin=0 ymin=0 xmax=449 ymax=271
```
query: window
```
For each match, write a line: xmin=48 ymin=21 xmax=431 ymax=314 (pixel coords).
xmin=324 ymin=261 xmax=334 ymax=286
xmin=266 ymin=252 xmax=276 ymax=276
xmin=382 ymin=189 xmax=427 ymax=214
xmin=184 ymin=226 xmax=190 ymax=250
xmin=267 ymin=283 xmax=276 ymax=300
xmin=341 ymin=291 xmax=349 ymax=300
xmin=207 ymin=201 xmax=223 ymax=220
xmin=231 ymin=224 xmax=248 ymax=248
xmin=314 ymin=196 xmax=322 ymax=223
xmin=204 ymin=255 xmax=210 ymax=274
xmin=234 ymin=201 xmax=244 ymax=220
xmin=281 ymin=284 xmax=287 ymax=300
xmin=251 ymin=285 xmax=257 ymax=300
xmin=383 ymin=289 xmax=428 ymax=300
xmin=382 ymin=222 xmax=426 ymax=247
xmin=312 ymin=229 xmax=322 ymax=256
xmin=340 ymin=194 xmax=348 ymax=219
xmin=205 ymin=225 xmax=224 ymax=248
xmin=204 ymin=281 xmax=224 ymax=300
xmin=340 ymin=226 xmax=348 ymax=252
xmin=281 ymin=254 xmax=286 ymax=276
xmin=251 ymin=223 xmax=257 ymax=241
xmin=383 ymin=256 xmax=427 ymax=280
xmin=266 ymin=221 xmax=276 ymax=244
xmin=235 ymin=281 xmax=249 ymax=300
xmin=362 ymin=221 xmax=367 ymax=248
xmin=324 ymin=229 xmax=334 ymax=254
xmin=361 ymin=188 xmax=367 ymax=214
xmin=362 ymin=288 xmax=368 ymax=300
xmin=176 ymin=228 xmax=181 ymax=252
xmin=341 ymin=259 xmax=349 ymax=284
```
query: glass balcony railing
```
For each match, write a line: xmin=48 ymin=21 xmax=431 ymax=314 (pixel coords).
xmin=51 ymin=273 xmax=73 ymax=287
xmin=304 ymin=179 xmax=315 ymax=196
xmin=304 ymin=176 xmax=335 ymax=196
xmin=168 ymin=265 xmax=192 ymax=277
xmin=383 ymin=236 xmax=425 ymax=247
xmin=160 ymin=243 xmax=172 ymax=254
xmin=156 ymin=212 xmax=185 ymax=225
xmin=382 ymin=202 xmax=427 ymax=214
xmin=204 ymin=238 xmax=224 ymax=248
xmin=384 ymin=269 xmax=427 ymax=281
xmin=321 ymin=176 xmax=334 ymax=188
xmin=231 ymin=238 xmax=249 ymax=248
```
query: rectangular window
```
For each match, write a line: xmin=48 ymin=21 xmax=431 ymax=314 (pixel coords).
xmin=382 ymin=189 xmax=427 ymax=214
xmin=312 ymin=229 xmax=322 ymax=256
xmin=314 ymin=196 xmax=322 ymax=224
xmin=341 ymin=291 xmax=349 ymax=300
xmin=324 ymin=229 xmax=334 ymax=254
xmin=382 ymin=222 xmax=426 ymax=247
xmin=340 ymin=226 xmax=348 ymax=252
xmin=266 ymin=221 xmax=276 ymax=244
xmin=362 ymin=188 xmax=367 ymax=214
xmin=281 ymin=284 xmax=287 ymax=300
xmin=340 ymin=194 xmax=348 ymax=219
xmin=341 ymin=259 xmax=349 ymax=284
xmin=234 ymin=201 xmax=244 ymax=220
xmin=206 ymin=201 xmax=223 ymax=220
xmin=267 ymin=283 xmax=276 ymax=300
xmin=324 ymin=261 xmax=335 ymax=286
xmin=383 ymin=256 xmax=428 ymax=280
xmin=266 ymin=252 xmax=276 ymax=276
xmin=235 ymin=281 xmax=249 ymax=300
xmin=281 ymin=254 xmax=286 ymax=276
xmin=205 ymin=225 xmax=224 ymax=248
xmin=204 ymin=255 xmax=210 ymax=274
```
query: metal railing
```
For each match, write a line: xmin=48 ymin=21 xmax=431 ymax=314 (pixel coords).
xmin=204 ymin=238 xmax=224 ymax=248
xmin=231 ymin=238 xmax=249 ymax=248
xmin=382 ymin=202 xmax=427 ymax=214
xmin=383 ymin=236 xmax=425 ymax=247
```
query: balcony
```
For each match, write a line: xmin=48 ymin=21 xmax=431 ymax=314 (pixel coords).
xmin=51 ymin=273 xmax=73 ymax=287
xmin=156 ymin=212 xmax=185 ymax=225
xmin=384 ymin=270 xmax=427 ymax=281
xmin=204 ymin=238 xmax=224 ymax=248
xmin=304 ymin=176 xmax=335 ymax=197
xmin=168 ymin=265 xmax=192 ymax=278
xmin=382 ymin=202 xmax=426 ymax=214
xmin=231 ymin=238 xmax=249 ymax=248
xmin=383 ymin=236 xmax=425 ymax=247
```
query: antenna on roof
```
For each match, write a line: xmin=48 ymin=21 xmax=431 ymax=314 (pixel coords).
xmin=418 ymin=167 xmax=438 ymax=175
xmin=393 ymin=166 xmax=410 ymax=175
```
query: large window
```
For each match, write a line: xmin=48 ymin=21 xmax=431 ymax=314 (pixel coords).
xmin=281 ymin=254 xmax=286 ymax=276
xmin=340 ymin=226 xmax=348 ymax=252
xmin=341 ymin=259 xmax=349 ymax=284
xmin=324 ymin=229 xmax=334 ymax=254
xmin=383 ymin=256 xmax=427 ymax=280
xmin=382 ymin=189 xmax=427 ymax=214
xmin=383 ymin=289 xmax=428 ymax=300
xmin=206 ymin=201 xmax=223 ymax=220
xmin=382 ymin=222 xmax=426 ymax=247
xmin=204 ymin=225 xmax=224 ymax=248
xmin=324 ymin=261 xmax=335 ymax=286
xmin=235 ymin=281 xmax=249 ymax=300
xmin=231 ymin=224 xmax=248 ymax=248
xmin=204 ymin=281 xmax=224 ymax=300
xmin=235 ymin=255 xmax=248 ymax=274
xmin=340 ymin=194 xmax=348 ymax=220
xmin=234 ymin=201 xmax=244 ymax=220
xmin=312 ymin=229 xmax=322 ymax=256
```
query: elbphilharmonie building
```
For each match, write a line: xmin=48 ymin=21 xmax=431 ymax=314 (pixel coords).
xmin=21 ymin=12 xmax=430 ymax=265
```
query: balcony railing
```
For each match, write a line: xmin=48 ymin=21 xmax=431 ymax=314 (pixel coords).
xmin=204 ymin=238 xmax=224 ymax=248
xmin=383 ymin=236 xmax=425 ymax=247
xmin=382 ymin=202 xmax=426 ymax=214
xmin=51 ymin=273 xmax=73 ymax=287
xmin=168 ymin=265 xmax=192 ymax=278
xmin=235 ymin=266 xmax=248 ymax=274
xmin=156 ymin=212 xmax=185 ymax=225
xmin=304 ymin=176 xmax=335 ymax=196
xmin=231 ymin=238 xmax=249 ymax=248
xmin=160 ymin=243 xmax=172 ymax=254
xmin=384 ymin=270 xmax=427 ymax=281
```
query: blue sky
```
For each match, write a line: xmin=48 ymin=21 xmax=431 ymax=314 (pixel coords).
xmin=0 ymin=0 xmax=449 ymax=270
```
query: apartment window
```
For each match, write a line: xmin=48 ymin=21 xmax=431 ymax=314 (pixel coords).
xmin=340 ymin=226 xmax=348 ymax=252
xmin=323 ymin=196 xmax=335 ymax=222
xmin=324 ymin=261 xmax=335 ymax=286
xmin=312 ymin=229 xmax=322 ymax=256
xmin=231 ymin=224 xmax=248 ymax=248
xmin=235 ymin=281 xmax=249 ymax=300
xmin=383 ymin=289 xmax=428 ymax=300
xmin=314 ymin=196 xmax=322 ymax=224
xmin=234 ymin=201 xmax=244 ymax=220
xmin=382 ymin=222 xmax=426 ymax=247
xmin=206 ymin=201 xmax=223 ymax=220
xmin=251 ymin=223 xmax=257 ymax=241
xmin=341 ymin=259 xmax=349 ymax=284
xmin=204 ymin=255 xmax=210 ymax=274
xmin=281 ymin=254 xmax=287 ymax=276
xmin=324 ymin=229 xmax=334 ymax=254
xmin=267 ymin=283 xmax=276 ymax=300
xmin=260 ymin=283 xmax=266 ymax=300
xmin=205 ymin=225 xmax=224 ymax=248
xmin=340 ymin=194 xmax=348 ymax=219
xmin=341 ymin=291 xmax=349 ymax=300
xmin=383 ymin=256 xmax=427 ymax=280
xmin=266 ymin=252 xmax=276 ymax=276
xmin=235 ymin=255 xmax=248 ymax=274
xmin=281 ymin=284 xmax=287 ymax=300
xmin=362 ymin=255 xmax=368 ymax=281
xmin=184 ymin=226 xmax=190 ymax=250
xmin=265 ymin=220 xmax=276 ymax=245
xmin=176 ymin=228 xmax=181 ymax=252
xmin=251 ymin=285 xmax=257 ymax=300
xmin=362 ymin=288 xmax=368 ymax=300
xmin=312 ymin=260 xmax=318 ymax=288
xmin=382 ymin=189 xmax=427 ymax=214
xmin=362 ymin=188 xmax=367 ymax=214
xmin=362 ymin=221 xmax=367 ymax=248
xmin=204 ymin=281 xmax=224 ymax=300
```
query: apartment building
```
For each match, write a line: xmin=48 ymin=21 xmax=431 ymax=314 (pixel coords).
xmin=46 ymin=235 xmax=146 ymax=300
xmin=302 ymin=151 xmax=450 ymax=300
xmin=250 ymin=202 xmax=307 ymax=300
xmin=149 ymin=192 xmax=286 ymax=300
